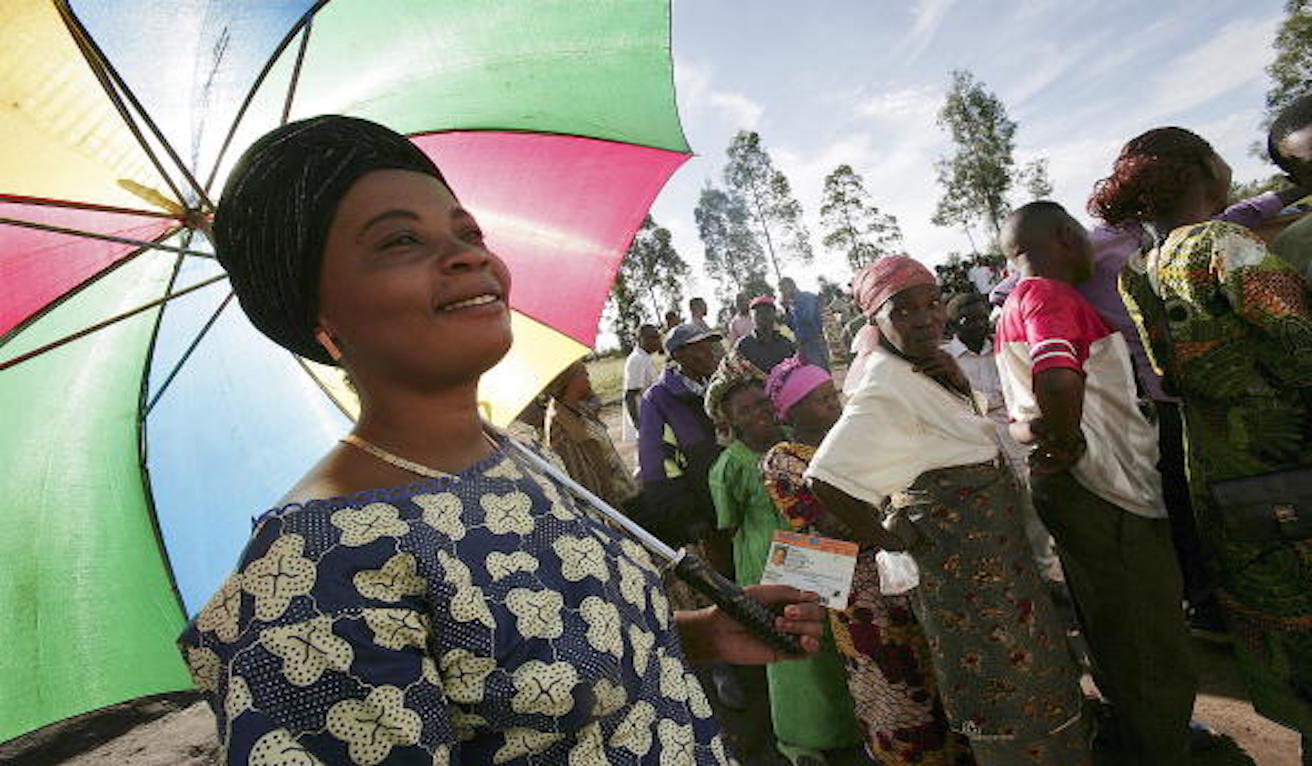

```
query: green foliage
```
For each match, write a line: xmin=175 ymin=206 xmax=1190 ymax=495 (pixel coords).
xmin=1266 ymin=0 xmax=1312 ymax=121
xmin=933 ymin=251 xmax=975 ymax=296
xmin=1231 ymin=174 xmax=1290 ymax=201
xmin=931 ymin=70 xmax=1018 ymax=240
xmin=694 ymin=182 xmax=769 ymax=301
xmin=606 ymin=214 xmax=687 ymax=351
xmin=816 ymin=275 xmax=846 ymax=305
xmin=819 ymin=164 xmax=906 ymax=271
xmin=1019 ymin=158 xmax=1054 ymax=200
xmin=723 ymin=130 xmax=814 ymax=279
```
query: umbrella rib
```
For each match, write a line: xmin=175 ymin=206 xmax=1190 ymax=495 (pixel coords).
xmin=144 ymin=291 xmax=235 ymax=416
xmin=134 ymin=252 xmax=191 ymax=619
xmin=52 ymin=3 xmax=186 ymax=209
xmin=403 ymin=126 xmax=697 ymax=155
xmin=204 ymin=1 xmax=330 ymax=193
xmin=0 ymin=194 xmax=176 ymax=219
xmin=281 ymin=20 xmax=314 ymax=125
xmin=0 ymin=274 xmax=228 ymax=373
xmin=0 ymin=217 xmax=213 ymax=258
xmin=293 ymin=355 xmax=358 ymax=423
xmin=56 ymin=3 xmax=213 ymax=211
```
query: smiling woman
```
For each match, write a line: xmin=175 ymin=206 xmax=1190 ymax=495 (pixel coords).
xmin=179 ymin=115 xmax=828 ymax=764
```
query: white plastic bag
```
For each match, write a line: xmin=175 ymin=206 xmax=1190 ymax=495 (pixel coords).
xmin=875 ymin=551 xmax=920 ymax=595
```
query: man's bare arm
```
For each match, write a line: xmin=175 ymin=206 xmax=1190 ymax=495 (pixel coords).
xmin=1029 ymin=367 xmax=1086 ymax=474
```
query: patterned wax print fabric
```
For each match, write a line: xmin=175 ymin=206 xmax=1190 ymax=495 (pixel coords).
xmin=1120 ymin=220 xmax=1312 ymax=734
xmin=762 ymin=441 xmax=974 ymax=766
xmin=1273 ymin=211 xmax=1312 ymax=283
xmin=708 ymin=440 xmax=864 ymax=752
xmin=896 ymin=461 xmax=1090 ymax=764
xmin=179 ymin=434 xmax=731 ymax=765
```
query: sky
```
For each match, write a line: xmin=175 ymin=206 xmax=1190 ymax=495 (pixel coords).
xmin=649 ymin=0 xmax=1287 ymax=320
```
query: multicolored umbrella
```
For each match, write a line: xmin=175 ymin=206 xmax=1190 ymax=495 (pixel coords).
xmin=0 ymin=0 xmax=689 ymax=741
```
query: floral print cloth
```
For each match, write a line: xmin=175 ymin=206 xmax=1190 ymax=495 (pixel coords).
xmin=761 ymin=441 xmax=974 ymax=766
xmin=897 ymin=461 xmax=1088 ymax=764
xmin=179 ymin=436 xmax=730 ymax=764
xmin=1121 ymin=220 xmax=1312 ymax=734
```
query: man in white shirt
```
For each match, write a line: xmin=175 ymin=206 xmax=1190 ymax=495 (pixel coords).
xmin=725 ymin=292 xmax=753 ymax=350
xmin=967 ymin=256 xmax=997 ymax=295
xmin=944 ymin=293 xmax=1059 ymax=579
xmin=622 ymin=324 xmax=663 ymax=442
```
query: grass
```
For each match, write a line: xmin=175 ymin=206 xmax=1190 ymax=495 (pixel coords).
xmin=587 ymin=354 xmax=627 ymax=404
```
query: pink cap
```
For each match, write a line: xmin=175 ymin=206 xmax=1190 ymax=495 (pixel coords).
xmin=765 ymin=357 xmax=832 ymax=420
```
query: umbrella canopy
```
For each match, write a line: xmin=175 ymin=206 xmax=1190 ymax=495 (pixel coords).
xmin=0 ymin=0 xmax=689 ymax=742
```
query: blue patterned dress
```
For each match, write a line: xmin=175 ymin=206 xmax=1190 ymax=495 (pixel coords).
xmin=179 ymin=435 xmax=730 ymax=764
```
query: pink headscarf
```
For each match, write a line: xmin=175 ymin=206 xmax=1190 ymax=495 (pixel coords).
xmin=851 ymin=255 xmax=937 ymax=317
xmin=765 ymin=357 xmax=832 ymax=420
xmin=846 ymin=256 xmax=938 ymax=393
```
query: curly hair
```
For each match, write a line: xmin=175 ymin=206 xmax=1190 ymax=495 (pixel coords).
xmin=1087 ymin=127 xmax=1218 ymax=226
xmin=1268 ymin=92 xmax=1312 ymax=178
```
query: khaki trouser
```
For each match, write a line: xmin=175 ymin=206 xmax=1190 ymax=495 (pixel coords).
xmin=1031 ymin=471 xmax=1196 ymax=766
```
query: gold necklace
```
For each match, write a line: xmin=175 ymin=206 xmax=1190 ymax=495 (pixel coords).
xmin=340 ymin=432 xmax=499 ymax=479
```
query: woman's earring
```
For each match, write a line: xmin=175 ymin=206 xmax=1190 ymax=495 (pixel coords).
xmin=315 ymin=329 xmax=344 ymax=362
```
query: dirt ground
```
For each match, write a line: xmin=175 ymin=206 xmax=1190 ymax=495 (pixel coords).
xmin=3 ymin=368 xmax=1302 ymax=764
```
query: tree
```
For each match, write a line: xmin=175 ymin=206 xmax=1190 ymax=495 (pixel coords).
xmin=606 ymin=215 xmax=687 ymax=348
xmin=818 ymin=164 xmax=906 ymax=271
xmin=605 ymin=268 xmax=645 ymax=352
xmin=723 ymin=130 xmax=814 ymax=280
xmin=1232 ymin=174 xmax=1290 ymax=201
xmin=931 ymin=70 xmax=1018 ymax=241
xmin=1019 ymin=158 xmax=1053 ymax=200
xmin=694 ymin=182 xmax=769 ymax=299
xmin=933 ymin=252 xmax=974 ymax=297
xmin=1266 ymin=1 xmax=1312 ymax=121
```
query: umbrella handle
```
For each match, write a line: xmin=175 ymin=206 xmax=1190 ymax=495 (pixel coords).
xmin=672 ymin=552 xmax=805 ymax=656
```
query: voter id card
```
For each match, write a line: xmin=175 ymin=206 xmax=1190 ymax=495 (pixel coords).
xmin=758 ymin=530 xmax=858 ymax=609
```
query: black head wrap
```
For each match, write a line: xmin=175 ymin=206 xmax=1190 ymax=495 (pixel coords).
xmin=213 ymin=115 xmax=450 ymax=364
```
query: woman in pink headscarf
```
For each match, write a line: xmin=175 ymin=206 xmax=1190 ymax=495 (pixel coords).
xmin=805 ymin=257 xmax=1090 ymax=765
xmin=762 ymin=357 xmax=972 ymax=766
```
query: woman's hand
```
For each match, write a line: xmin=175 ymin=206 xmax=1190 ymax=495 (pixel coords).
xmin=676 ymin=585 xmax=827 ymax=665
xmin=913 ymin=349 xmax=972 ymax=395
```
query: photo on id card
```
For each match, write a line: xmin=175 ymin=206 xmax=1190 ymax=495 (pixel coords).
xmin=758 ymin=530 xmax=858 ymax=609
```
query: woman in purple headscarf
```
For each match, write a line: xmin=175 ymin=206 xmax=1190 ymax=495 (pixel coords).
xmin=804 ymin=257 xmax=1090 ymax=765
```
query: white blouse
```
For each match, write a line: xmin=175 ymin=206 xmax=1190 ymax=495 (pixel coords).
xmin=806 ymin=349 xmax=1000 ymax=507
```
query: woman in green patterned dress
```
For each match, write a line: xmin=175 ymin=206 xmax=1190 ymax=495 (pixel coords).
xmin=1093 ymin=127 xmax=1312 ymax=753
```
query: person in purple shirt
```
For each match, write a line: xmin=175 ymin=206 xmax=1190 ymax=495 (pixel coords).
xmin=989 ymin=186 xmax=1307 ymax=635
xmin=637 ymin=323 xmax=725 ymax=548
xmin=780 ymin=277 xmax=831 ymax=370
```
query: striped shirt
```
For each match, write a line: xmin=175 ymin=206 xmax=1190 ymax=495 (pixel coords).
xmin=996 ymin=277 xmax=1165 ymax=518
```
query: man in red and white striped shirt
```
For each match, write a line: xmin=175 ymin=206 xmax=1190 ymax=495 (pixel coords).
xmin=997 ymin=201 xmax=1195 ymax=766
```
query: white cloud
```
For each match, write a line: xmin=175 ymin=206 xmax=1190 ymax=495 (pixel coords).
xmin=853 ymin=85 xmax=941 ymax=121
xmin=674 ymin=58 xmax=763 ymax=131
xmin=899 ymin=0 xmax=958 ymax=61
xmin=1145 ymin=15 xmax=1279 ymax=121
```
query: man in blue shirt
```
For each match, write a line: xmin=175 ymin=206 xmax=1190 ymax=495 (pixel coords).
xmin=779 ymin=277 xmax=830 ymax=370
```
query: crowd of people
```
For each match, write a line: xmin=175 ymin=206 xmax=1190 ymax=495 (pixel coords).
xmin=176 ymin=95 xmax=1312 ymax=764
xmin=524 ymin=96 xmax=1312 ymax=766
